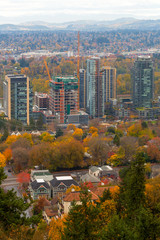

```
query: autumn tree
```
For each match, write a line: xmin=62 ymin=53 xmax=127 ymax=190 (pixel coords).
xmin=29 ymin=142 xmax=53 ymax=169
xmin=40 ymin=132 xmax=55 ymax=143
xmin=120 ymin=136 xmax=138 ymax=164
xmin=12 ymin=147 xmax=29 ymax=172
xmin=50 ymin=139 xmax=84 ymax=170
xmin=11 ymin=137 xmax=31 ymax=150
xmin=49 ymin=217 xmax=65 ymax=240
xmin=3 ymin=148 xmax=12 ymax=162
xmin=17 ymin=171 xmax=30 ymax=189
xmin=72 ymin=128 xmax=83 ymax=141
xmin=32 ymin=220 xmax=49 ymax=240
xmin=0 ymin=152 xmax=6 ymax=168
xmin=88 ymin=136 xmax=110 ymax=165
xmin=147 ymin=137 xmax=160 ymax=162
xmin=33 ymin=197 xmax=49 ymax=215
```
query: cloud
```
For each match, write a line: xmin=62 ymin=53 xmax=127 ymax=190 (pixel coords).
xmin=1 ymin=0 xmax=160 ymax=23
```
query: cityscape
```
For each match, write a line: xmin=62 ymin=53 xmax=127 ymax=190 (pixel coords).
xmin=1 ymin=1 xmax=160 ymax=239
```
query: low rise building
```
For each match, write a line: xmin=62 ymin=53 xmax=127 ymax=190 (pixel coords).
xmin=63 ymin=191 xmax=98 ymax=214
xmin=29 ymin=179 xmax=50 ymax=200
xmin=50 ymin=176 xmax=79 ymax=198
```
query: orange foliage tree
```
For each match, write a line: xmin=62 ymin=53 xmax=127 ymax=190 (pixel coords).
xmin=3 ymin=148 xmax=12 ymax=162
xmin=147 ymin=137 xmax=160 ymax=162
xmin=0 ymin=153 xmax=6 ymax=168
xmin=49 ymin=217 xmax=65 ymax=240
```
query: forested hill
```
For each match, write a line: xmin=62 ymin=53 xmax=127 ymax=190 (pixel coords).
xmin=1 ymin=18 xmax=160 ymax=31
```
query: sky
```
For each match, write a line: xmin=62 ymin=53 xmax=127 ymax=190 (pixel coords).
xmin=0 ymin=0 xmax=160 ymax=24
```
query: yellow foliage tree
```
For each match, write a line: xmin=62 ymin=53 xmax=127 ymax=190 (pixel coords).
xmin=49 ymin=217 xmax=65 ymax=240
xmin=110 ymin=186 xmax=120 ymax=202
xmin=127 ymin=123 xmax=142 ymax=137
xmin=89 ymin=126 xmax=98 ymax=134
xmin=66 ymin=185 xmax=81 ymax=194
xmin=67 ymin=124 xmax=76 ymax=131
xmin=5 ymin=135 xmax=19 ymax=145
xmin=99 ymin=199 xmax=116 ymax=224
xmin=40 ymin=132 xmax=54 ymax=143
xmin=21 ymin=133 xmax=33 ymax=145
xmin=72 ymin=128 xmax=83 ymax=140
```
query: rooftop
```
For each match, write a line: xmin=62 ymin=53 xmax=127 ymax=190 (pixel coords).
xmin=56 ymin=176 xmax=73 ymax=181
xmin=36 ymin=179 xmax=45 ymax=183
xmin=63 ymin=191 xmax=98 ymax=202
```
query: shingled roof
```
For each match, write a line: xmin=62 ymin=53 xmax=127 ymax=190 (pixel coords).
xmin=50 ymin=176 xmax=79 ymax=188
xmin=63 ymin=191 xmax=99 ymax=202
xmin=31 ymin=179 xmax=50 ymax=190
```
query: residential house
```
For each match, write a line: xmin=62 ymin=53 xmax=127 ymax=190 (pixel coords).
xmin=80 ymin=173 xmax=100 ymax=185
xmin=43 ymin=206 xmax=58 ymax=224
xmin=89 ymin=166 xmax=102 ymax=177
xmin=29 ymin=179 xmax=50 ymax=200
xmin=50 ymin=176 xmax=79 ymax=198
xmin=63 ymin=191 xmax=99 ymax=214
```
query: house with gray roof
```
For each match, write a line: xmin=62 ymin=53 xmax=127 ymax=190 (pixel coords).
xmin=50 ymin=176 xmax=79 ymax=198
xmin=29 ymin=179 xmax=50 ymax=200
xmin=89 ymin=166 xmax=102 ymax=177
xmin=80 ymin=173 xmax=100 ymax=184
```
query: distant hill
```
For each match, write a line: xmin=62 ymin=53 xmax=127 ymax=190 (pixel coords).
xmin=1 ymin=18 xmax=160 ymax=31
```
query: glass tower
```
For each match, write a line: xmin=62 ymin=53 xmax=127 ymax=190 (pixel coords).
xmin=86 ymin=57 xmax=103 ymax=118
xmin=3 ymin=74 xmax=33 ymax=125
xmin=133 ymin=56 xmax=154 ymax=108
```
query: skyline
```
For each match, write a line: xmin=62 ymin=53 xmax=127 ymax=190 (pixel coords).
xmin=1 ymin=0 xmax=160 ymax=24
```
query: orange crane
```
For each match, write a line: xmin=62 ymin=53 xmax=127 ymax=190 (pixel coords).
xmin=44 ymin=58 xmax=65 ymax=123
xmin=77 ymin=31 xmax=80 ymax=111
xmin=44 ymin=58 xmax=51 ymax=81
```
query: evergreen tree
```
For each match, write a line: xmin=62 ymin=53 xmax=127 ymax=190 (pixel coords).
xmin=118 ymin=151 xmax=146 ymax=216
xmin=113 ymin=134 xmax=120 ymax=146
xmin=55 ymin=128 xmax=63 ymax=138
xmin=1 ymin=128 xmax=9 ymax=142
xmin=101 ymin=215 xmax=136 ymax=240
xmin=0 ymin=168 xmax=40 ymax=231
xmin=36 ymin=115 xmax=44 ymax=130
xmin=99 ymin=188 xmax=112 ymax=203
xmin=62 ymin=188 xmax=100 ymax=240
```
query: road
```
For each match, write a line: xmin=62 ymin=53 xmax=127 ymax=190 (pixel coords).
xmin=2 ymin=167 xmax=21 ymax=197
xmin=1 ymin=167 xmax=32 ymax=217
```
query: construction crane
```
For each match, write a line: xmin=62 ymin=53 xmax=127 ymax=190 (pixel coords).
xmin=44 ymin=57 xmax=65 ymax=123
xmin=44 ymin=58 xmax=51 ymax=81
xmin=77 ymin=31 xmax=80 ymax=111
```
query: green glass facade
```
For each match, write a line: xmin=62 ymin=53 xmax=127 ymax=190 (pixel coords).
xmin=3 ymin=74 xmax=33 ymax=124
xmin=133 ymin=56 xmax=154 ymax=108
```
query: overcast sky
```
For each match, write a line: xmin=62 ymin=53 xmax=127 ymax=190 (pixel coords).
xmin=1 ymin=0 xmax=160 ymax=24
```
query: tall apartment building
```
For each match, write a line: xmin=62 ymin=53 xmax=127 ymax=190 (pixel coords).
xmin=79 ymin=69 xmax=86 ymax=109
xmin=86 ymin=57 xmax=103 ymax=118
xmin=3 ymin=74 xmax=33 ymax=125
xmin=50 ymin=76 xmax=78 ymax=123
xmin=133 ymin=56 xmax=154 ymax=108
xmin=101 ymin=66 xmax=116 ymax=102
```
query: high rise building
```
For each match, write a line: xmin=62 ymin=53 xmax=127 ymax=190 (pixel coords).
xmin=101 ymin=66 xmax=117 ymax=103
xmin=86 ymin=57 xmax=103 ymax=118
xmin=49 ymin=76 xmax=78 ymax=123
xmin=79 ymin=69 xmax=86 ymax=109
xmin=133 ymin=56 xmax=154 ymax=108
xmin=3 ymin=74 xmax=33 ymax=125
